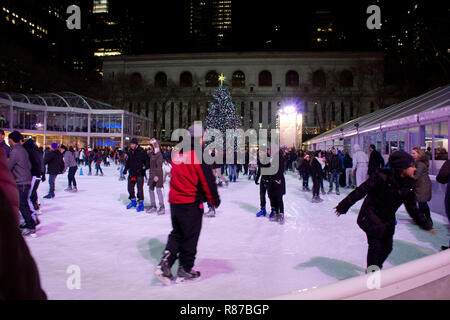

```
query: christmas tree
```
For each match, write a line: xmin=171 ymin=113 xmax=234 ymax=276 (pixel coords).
xmin=204 ymin=80 xmax=242 ymax=149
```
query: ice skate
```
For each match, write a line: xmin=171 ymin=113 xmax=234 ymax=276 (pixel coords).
xmin=70 ymin=187 xmax=78 ymax=193
xmin=136 ymin=201 xmax=145 ymax=212
xmin=277 ymin=213 xmax=285 ymax=225
xmin=157 ymin=206 xmax=165 ymax=215
xmin=269 ymin=208 xmax=277 ymax=221
xmin=155 ymin=250 xmax=174 ymax=285
xmin=205 ymin=207 xmax=216 ymax=217
xmin=64 ymin=186 xmax=72 ymax=192
xmin=146 ymin=205 xmax=157 ymax=214
xmin=22 ymin=228 xmax=37 ymax=238
xmin=336 ymin=190 xmax=340 ymax=195
xmin=126 ymin=199 xmax=137 ymax=209
xmin=175 ymin=266 xmax=201 ymax=284
xmin=43 ymin=193 xmax=54 ymax=199
xmin=316 ymin=196 xmax=324 ymax=203
xmin=256 ymin=208 xmax=266 ymax=217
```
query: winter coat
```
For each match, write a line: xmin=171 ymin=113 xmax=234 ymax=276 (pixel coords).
xmin=310 ymin=158 xmax=323 ymax=180
xmin=368 ymin=150 xmax=385 ymax=176
xmin=0 ymin=187 xmax=47 ymax=299
xmin=0 ymin=147 xmax=19 ymax=221
xmin=124 ymin=146 xmax=148 ymax=178
xmin=436 ymin=160 xmax=450 ymax=222
xmin=169 ymin=148 xmax=220 ymax=207
xmin=255 ymin=154 xmax=272 ymax=183
xmin=148 ymin=150 xmax=164 ymax=188
xmin=8 ymin=144 xmax=32 ymax=185
xmin=413 ymin=158 xmax=432 ymax=202
xmin=22 ymin=139 xmax=44 ymax=178
xmin=268 ymin=151 xmax=286 ymax=196
xmin=300 ymin=158 xmax=311 ymax=175
xmin=329 ymin=154 xmax=343 ymax=172
xmin=44 ymin=149 xmax=64 ymax=175
xmin=336 ymin=168 xmax=432 ymax=238
xmin=352 ymin=144 xmax=369 ymax=170
xmin=1 ymin=140 xmax=10 ymax=158
xmin=344 ymin=155 xmax=353 ymax=169
xmin=63 ymin=151 xmax=77 ymax=171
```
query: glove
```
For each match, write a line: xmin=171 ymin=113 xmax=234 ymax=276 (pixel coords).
xmin=41 ymin=173 xmax=46 ymax=182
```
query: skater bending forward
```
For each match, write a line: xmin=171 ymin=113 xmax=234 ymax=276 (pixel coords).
xmin=335 ymin=151 xmax=436 ymax=271
xmin=155 ymin=124 xmax=220 ymax=285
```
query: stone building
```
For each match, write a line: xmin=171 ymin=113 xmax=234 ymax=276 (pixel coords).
xmin=102 ymin=51 xmax=385 ymax=142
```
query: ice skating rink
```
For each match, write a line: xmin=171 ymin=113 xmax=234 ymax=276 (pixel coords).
xmin=25 ymin=165 xmax=449 ymax=299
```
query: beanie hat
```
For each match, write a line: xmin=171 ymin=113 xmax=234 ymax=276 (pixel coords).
xmin=388 ymin=151 xmax=415 ymax=170
xmin=51 ymin=142 xmax=59 ymax=149
xmin=130 ymin=138 xmax=138 ymax=145
xmin=304 ymin=154 xmax=310 ymax=159
xmin=8 ymin=131 xmax=23 ymax=143
xmin=60 ymin=145 xmax=67 ymax=151
xmin=188 ymin=123 xmax=204 ymax=138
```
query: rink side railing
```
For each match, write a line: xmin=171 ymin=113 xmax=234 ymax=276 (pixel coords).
xmin=270 ymin=249 xmax=450 ymax=300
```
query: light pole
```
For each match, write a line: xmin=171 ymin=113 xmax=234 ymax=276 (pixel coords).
xmin=278 ymin=104 xmax=303 ymax=149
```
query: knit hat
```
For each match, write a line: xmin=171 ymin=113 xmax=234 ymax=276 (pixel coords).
xmin=388 ymin=151 xmax=415 ymax=170
xmin=188 ymin=123 xmax=204 ymax=138
xmin=130 ymin=138 xmax=138 ymax=145
xmin=304 ymin=154 xmax=310 ymax=159
xmin=60 ymin=145 xmax=67 ymax=151
xmin=8 ymin=131 xmax=23 ymax=143
xmin=51 ymin=142 xmax=59 ymax=149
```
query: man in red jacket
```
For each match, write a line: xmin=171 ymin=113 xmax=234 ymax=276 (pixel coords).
xmin=155 ymin=124 xmax=220 ymax=285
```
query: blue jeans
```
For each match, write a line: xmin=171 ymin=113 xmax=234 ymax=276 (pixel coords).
xmin=329 ymin=170 xmax=340 ymax=192
xmin=18 ymin=184 xmax=35 ymax=229
xmin=119 ymin=164 xmax=125 ymax=179
xmin=95 ymin=162 xmax=103 ymax=175
xmin=228 ymin=164 xmax=237 ymax=181
xmin=49 ymin=174 xmax=57 ymax=195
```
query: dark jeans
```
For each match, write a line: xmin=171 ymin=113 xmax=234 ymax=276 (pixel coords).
xmin=268 ymin=182 xmax=284 ymax=213
xmin=68 ymin=166 xmax=78 ymax=187
xmin=418 ymin=202 xmax=432 ymax=225
xmin=48 ymin=174 xmax=57 ymax=195
xmin=312 ymin=177 xmax=321 ymax=197
xmin=165 ymin=202 xmax=203 ymax=272
xmin=366 ymin=233 xmax=393 ymax=269
xmin=259 ymin=179 xmax=269 ymax=209
xmin=88 ymin=161 xmax=92 ymax=174
xmin=302 ymin=172 xmax=309 ymax=188
xmin=128 ymin=176 xmax=144 ymax=201
xmin=29 ymin=177 xmax=41 ymax=210
xmin=18 ymin=184 xmax=36 ymax=229
xmin=244 ymin=164 xmax=248 ymax=175
xmin=329 ymin=170 xmax=340 ymax=191
xmin=95 ymin=162 xmax=103 ymax=175
xmin=228 ymin=164 xmax=237 ymax=181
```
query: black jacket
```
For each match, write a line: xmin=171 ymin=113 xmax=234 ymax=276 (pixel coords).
xmin=310 ymin=158 xmax=323 ymax=180
xmin=255 ymin=154 xmax=271 ymax=183
xmin=300 ymin=158 xmax=311 ymax=175
xmin=368 ymin=150 xmax=385 ymax=176
xmin=328 ymin=154 xmax=342 ymax=172
xmin=268 ymin=152 xmax=286 ymax=196
xmin=336 ymin=168 xmax=432 ymax=238
xmin=124 ymin=146 xmax=148 ymax=178
xmin=22 ymin=139 xmax=44 ymax=177
xmin=343 ymin=155 xmax=353 ymax=169
xmin=44 ymin=150 xmax=64 ymax=175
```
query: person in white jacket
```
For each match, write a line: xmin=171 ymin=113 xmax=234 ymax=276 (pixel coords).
xmin=352 ymin=143 xmax=369 ymax=187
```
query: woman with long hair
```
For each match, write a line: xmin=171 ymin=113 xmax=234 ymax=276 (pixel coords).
xmin=412 ymin=147 xmax=433 ymax=226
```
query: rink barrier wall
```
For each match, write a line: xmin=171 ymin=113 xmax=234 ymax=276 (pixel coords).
xmin=270 ymin=249 xmax=450 ymax=300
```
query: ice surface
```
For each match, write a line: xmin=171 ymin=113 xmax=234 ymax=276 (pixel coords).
xmin=25 ymin=166 xmax=449 ymax=299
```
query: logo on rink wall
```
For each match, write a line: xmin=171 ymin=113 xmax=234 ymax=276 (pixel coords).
xmin=366 ymin=265 xmax=381 ymax=290
xmin=66 ymin=5 xmax=81 ymax=30
xmin=66 ymin=265 xmax=81 ymax=290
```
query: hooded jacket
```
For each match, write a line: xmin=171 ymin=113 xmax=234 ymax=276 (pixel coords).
xmin=336 ymin=168 xmax=432 ymax=238
xmin=414 ymin=157 xmax=432 ymax=202
xmin=8 ymin=144 xmax=32 ymax=185
xmin=148 ymin=140 xmax=164 ymax=188
xmin=45 ymin=149 xmax=64 ymax=175
xmin=368 ymin=149 xmax=385 ymax=176
xmin=22 ymin=139 xmax=44 ymax=178
xmin=352 ymin=144 xmax=369 ymax=171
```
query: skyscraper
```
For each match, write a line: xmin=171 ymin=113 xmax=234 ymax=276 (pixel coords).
xmin=190 ymin=0 xmax=232 ymax=48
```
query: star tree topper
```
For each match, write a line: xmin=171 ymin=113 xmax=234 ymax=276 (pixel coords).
xmin=218 ymin=73 xmax=226 ymax=86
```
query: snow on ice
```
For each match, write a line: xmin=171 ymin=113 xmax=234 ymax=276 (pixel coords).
xmin=25 ymin=165 xmax=448 ymax=299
